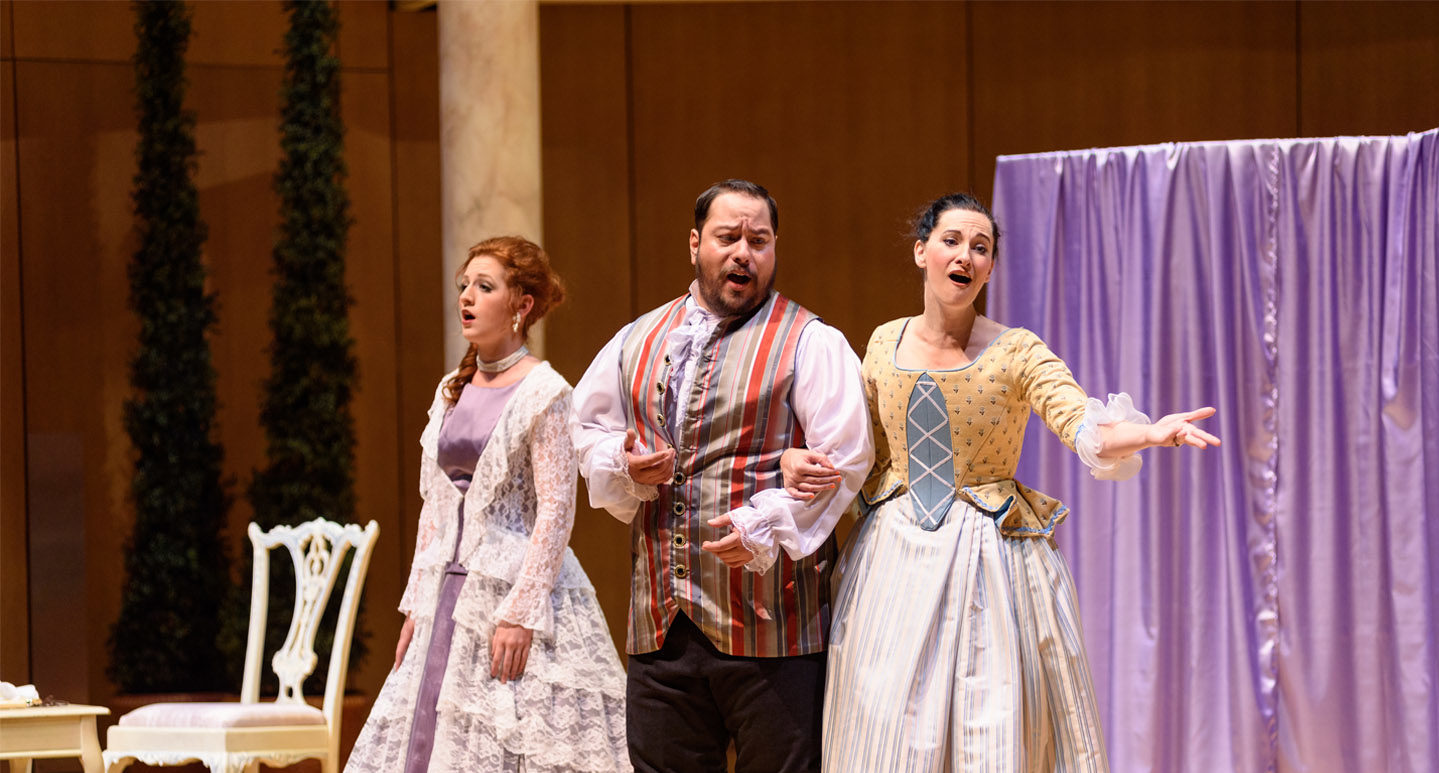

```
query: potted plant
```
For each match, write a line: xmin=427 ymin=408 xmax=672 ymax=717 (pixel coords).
xmin=108 ymin=0 xmax=232 ymax=701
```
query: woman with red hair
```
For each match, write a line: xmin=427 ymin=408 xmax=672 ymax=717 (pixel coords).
xmin=347 ymin=237 xmax=630 ymax=772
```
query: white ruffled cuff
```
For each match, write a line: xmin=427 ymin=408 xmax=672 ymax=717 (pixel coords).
xmin=493 ymin=594 xmax=557 ymax=642
xmin=1076 ymin=392 xmax=1150 ymax=481
xmin=607 ymin=436 xmax=659 ymax=503
xmin=726 ymin=506 xmax=778 ymax=575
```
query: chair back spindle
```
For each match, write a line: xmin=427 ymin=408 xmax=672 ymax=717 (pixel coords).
xmin=240 ymin=519 xmax=379 ymax=728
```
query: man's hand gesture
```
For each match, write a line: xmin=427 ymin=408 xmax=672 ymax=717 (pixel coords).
xmin=625 ymin=429 xmax=676 ymax=485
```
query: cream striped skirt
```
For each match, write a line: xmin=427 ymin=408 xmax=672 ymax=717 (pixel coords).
xmin=821 ymin=495 xmax=1109 ymax=773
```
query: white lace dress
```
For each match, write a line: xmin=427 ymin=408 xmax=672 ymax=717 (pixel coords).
xmin=345 ymin=363 xmax=631 ymax=772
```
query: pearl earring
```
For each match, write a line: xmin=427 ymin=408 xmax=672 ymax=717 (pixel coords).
xmin=512 ymin=313 xmax=521 ymax=333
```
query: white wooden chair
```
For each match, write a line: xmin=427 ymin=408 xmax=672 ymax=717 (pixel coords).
xmin=105 ymin=518 xmax=380 ymax=773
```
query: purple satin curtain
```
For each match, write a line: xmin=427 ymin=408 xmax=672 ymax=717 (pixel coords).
xmin=989 ymin=130 xmax=1438 ymax=773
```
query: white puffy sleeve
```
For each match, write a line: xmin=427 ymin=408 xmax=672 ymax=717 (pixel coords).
xmin=727 ymin=322 xmax=874 ymax=574
xmin=570 ymin=324 xmax=658 ymax=523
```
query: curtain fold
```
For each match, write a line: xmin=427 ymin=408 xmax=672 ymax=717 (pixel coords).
xmin=989 ymin=130 xmax=1437 ymax=773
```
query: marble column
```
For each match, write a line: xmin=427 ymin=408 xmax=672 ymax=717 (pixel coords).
xmin=438 ymin=0 xmax=545 ymax=364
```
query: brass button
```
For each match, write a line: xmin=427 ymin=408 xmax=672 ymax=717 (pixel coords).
xmin=656 ymin=413 xmax=666 ymax=427
xmin=672 ymin=501 xmax=686 ymax=516
xmin=663 ymin=355 xmax=671 ymax=365
xmin=674 ymin=565 xmax=689 ymax=579
xmin=673 ymin=534 xmax=688 ymax=548
xmin=673 ymin=471 xmax=686 ymax=485
xmin=656 ymin=382 xmax=665 ymax=394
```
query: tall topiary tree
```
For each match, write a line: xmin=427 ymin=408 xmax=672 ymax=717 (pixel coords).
xmin=234 ymin=0 xmax=363 ymax=690
xmin=109 ymin=0 xmax=232 ymax=694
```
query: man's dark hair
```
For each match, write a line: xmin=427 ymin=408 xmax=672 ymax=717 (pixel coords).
xmin=694 ymin=179 xmax=779 ymax=234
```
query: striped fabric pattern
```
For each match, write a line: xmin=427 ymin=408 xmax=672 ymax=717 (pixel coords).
xmin=822 ymin=496 xmax=1109 ymax=772
xmin=824 ymin=319 xmax=1109 ymax=771
xmin=619 ymin=291 xmax=833 ymax=657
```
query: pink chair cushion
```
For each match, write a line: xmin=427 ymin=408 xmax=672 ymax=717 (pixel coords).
xmin=118 ymin=701 xmax=325 ymax=728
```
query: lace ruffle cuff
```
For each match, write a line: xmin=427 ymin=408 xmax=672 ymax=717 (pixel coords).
xmin=1076 ymin=392 xmax=1150 ymax=481
xmin=727 ymin=506 xmax=778 ymax=575
xmin=493 ymin=592 xmax=557 ymax=641
xmin=606 ymin=435 xmax=659 ymax=503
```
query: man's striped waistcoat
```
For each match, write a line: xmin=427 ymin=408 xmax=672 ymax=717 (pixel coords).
xmin=619 ymin=291 xmax=836 ymax=657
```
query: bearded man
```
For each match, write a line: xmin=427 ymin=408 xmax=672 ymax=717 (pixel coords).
xmin=570 ymin=179 xmax=872 ymax=772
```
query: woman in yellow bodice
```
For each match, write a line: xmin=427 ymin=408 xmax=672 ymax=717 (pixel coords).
xmin=786 ymin=193 xmax=1220 ymax=772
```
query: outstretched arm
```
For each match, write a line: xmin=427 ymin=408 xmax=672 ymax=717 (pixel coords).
xmin=1093 ymin=406 xmax=1221 ymax=456
xmin=1019 ymin=332 xmax=1221 ymax=477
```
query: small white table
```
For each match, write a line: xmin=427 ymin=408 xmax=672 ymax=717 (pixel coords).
xmin=0 ymin=704 xmax=110 ymax=773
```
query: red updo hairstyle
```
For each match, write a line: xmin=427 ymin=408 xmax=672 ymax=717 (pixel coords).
xmin=444 ymin=236 xmax=566 ymax=405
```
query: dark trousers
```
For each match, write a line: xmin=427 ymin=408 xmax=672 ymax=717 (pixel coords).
xmin=626 ymin=613 xmax=825 ymax=773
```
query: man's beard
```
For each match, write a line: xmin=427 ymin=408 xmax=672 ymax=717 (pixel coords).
xmin=695 ymin=263 xmax=773 ymax=317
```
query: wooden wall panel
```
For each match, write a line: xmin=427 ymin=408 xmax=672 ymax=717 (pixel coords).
xmin=341 ymin=67 xmax=404 ymax=703
xmin=539 ymin=3 xmax=633 ymax=377
xmin=2 ymin=0 xmax=14 ymax=60
xmin=538 ymin=1 xmax=634 ymax=658
xmin=1300 ymin=1 xmax=1439 ymax=137
xmin=188 ymin=1 xmax=287 ymax=68
xmin=10 ymin=0 xmax=133 ymax=62
xmin=190 ymin=64 xmax=282 ymax=562
xmin=1 ymin=57 xmax=27 ymax=682
xmin=8 ymin=0 xmax=289 ymax=68
xmin=970 ymin=0 xmax=1298 ymax=203
xmin=627 ymin=1 xmax=971 ymax=353
xmin=14 ymin=58 xmax=137 ymax=704
xmin=338 ymin=0 xmax=391 ymax=72
xmin=388 ymin=6 xmax=445 ymax=649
